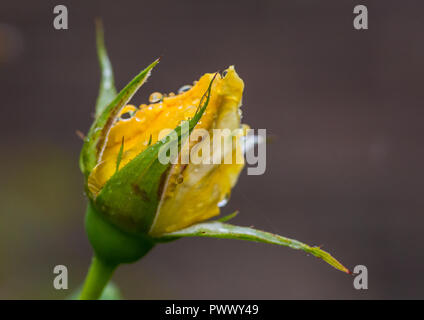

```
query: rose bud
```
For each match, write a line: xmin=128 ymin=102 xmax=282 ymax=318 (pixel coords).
xmin=78 ymin=22 xmax=350 ymax=300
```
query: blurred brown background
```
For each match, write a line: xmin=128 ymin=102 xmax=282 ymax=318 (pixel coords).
xmin=0 ymin=0 xmax=423 ymax=299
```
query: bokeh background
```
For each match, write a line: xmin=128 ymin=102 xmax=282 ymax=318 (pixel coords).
xmin=1 ymin=0 xmax=423 ymax=299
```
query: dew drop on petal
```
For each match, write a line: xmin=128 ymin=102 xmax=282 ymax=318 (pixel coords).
xmin=218 ymin=197 xmax=229 ymax=208
xmin=136 ymin=116 xmax=146 ymax=123
xmin=149 ymin=92 xmax=163 ymax=103
xmin=218 ymin=194 xmax=230 ymax=208
xmin=120 ymin=112 xmax=132 ymax=120
xmin=178 ymin=85 xmax=192 ymax=94
xmin=176 ymin=175 xmax=184 ymax=184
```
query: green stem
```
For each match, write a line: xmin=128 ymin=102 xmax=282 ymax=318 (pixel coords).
xmin=79 ymin=256 xmax=117 ymax=300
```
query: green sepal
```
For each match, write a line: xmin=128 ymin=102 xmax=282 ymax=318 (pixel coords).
xmin=93 ymin=76 xmax=217 ymax=234
xmin=94 ymin=20 xmax=117 ymax=118
xmin=85 ymin=201 xmax=155 ymax=265
xmin=79 ymin=20 xmax=117 ymax=176
xmin=79 ymin=58 xmax=160 ymax=178
xmin=156 ymin=221 xmax=351 ymax=274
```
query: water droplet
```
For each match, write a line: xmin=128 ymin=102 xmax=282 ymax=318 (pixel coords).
xmin=136 ymin=116 xmax=146 ymax=123
xmin=218 ymin=196 xmax=229 ymax=208
xmin=149 ymin=92 xmax=163 ymax=103
xmin=168 ymin=92 xmax=175 ymax=97
xmin=176 ymin=175 xmax=184 ymax=184
xmin=178 ymin=85 xmax=192 ymax=94
xmin=120 ymin=112 xmax=132 ymax=120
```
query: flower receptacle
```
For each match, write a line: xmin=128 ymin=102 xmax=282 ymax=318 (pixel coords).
xmin=85 ymin=202 xmax=155 ymax=266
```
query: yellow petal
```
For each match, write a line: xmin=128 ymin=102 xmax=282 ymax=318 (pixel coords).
xmin=149 ymin=66 xmax=245 ymax=236
xmin=88 ymin=72 xmax=222 ymax=196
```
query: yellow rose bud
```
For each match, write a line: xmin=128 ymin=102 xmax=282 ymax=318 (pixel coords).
xmin=87 ymin=66 xmax=246 ymax=236
xmin=79 ymin=25 xmax=349 ymax=301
